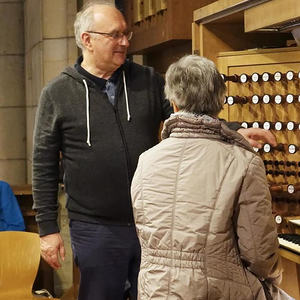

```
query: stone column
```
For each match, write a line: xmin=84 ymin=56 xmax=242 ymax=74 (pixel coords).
xmin=0 ymin=0 xmax=26 ymax=185
xmin=25 ymin=0 xmax=78 ymax=184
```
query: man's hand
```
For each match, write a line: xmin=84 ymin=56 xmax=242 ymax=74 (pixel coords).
xmin=40 ymin=233 xmax=65 ymax=269
xmin=237 ymin=128 xmax=277 ymax=148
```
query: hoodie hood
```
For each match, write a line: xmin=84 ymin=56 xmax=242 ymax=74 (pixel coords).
xmin=62 ymin=62 xmax=131 ymax=147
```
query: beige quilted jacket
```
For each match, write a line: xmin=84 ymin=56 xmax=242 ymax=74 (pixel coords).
xmin=131 ymin=112 xmax=281 ymax=300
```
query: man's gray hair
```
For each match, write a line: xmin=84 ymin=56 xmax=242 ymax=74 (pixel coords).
xmin=74 ymin=1 xmax=115 ymax=49
xmin=164 ymin=55 xmax=226 ymax=116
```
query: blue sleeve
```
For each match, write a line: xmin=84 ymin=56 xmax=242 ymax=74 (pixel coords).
xmin=0 ymin=181 xmax=25 ymax=231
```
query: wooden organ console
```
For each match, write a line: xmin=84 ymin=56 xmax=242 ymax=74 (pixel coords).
xmin=218 ymin=47 xmax=300 ymax=299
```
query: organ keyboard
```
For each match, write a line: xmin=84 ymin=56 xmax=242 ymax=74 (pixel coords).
xmin=278 ymin=234 xmax=300 ymax=254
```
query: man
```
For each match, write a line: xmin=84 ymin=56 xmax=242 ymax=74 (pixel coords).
xmin=32 ymin=2 xmax=276 ymax=300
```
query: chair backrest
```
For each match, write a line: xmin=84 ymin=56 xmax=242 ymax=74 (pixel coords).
xmin=0 ymin=231 xmax=40 ymax=299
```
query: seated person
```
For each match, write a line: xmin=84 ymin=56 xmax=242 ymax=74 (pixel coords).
xmin=131 ymin=55 xmax=282 ymax=300
xmin=0 ymin=180 xmax=25 ymax=231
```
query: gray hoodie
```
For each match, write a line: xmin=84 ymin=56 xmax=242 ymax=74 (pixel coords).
xmin=32 ymin=60 xmax=172 ymax=236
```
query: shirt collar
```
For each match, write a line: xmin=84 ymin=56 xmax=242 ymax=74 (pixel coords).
xmin=75 ymin=56 xmax=122 ymax=89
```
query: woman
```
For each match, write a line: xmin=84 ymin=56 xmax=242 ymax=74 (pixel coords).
xmin=131 ymin=55 xmax=282 ymax=299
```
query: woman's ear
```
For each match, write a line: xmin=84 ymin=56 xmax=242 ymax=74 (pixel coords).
xmin=172 ymin=102 xmax=179 ymax=112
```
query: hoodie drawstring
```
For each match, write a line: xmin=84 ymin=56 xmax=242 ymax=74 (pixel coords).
xmin=83 ymin=79 xmax=91 ymax=147
xmin=82 ymin=71 xmax=131 ymax=147
xmin=123 ymin=70 xmax=131 ymax=122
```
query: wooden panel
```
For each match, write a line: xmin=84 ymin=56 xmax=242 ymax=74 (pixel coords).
xmin=218 ymin=47 xmax=300 ymax=186
xmin=193 ymin=22 xmax=291 ymax=65
xmin=245 ymin=0 xmax=300 ymax=32
xmin=218 ymin=47 xmax=300 ymax=299
xmin=128 ymin=12 xmax=168 ymax=54
xmin=146 ymin=40 xmax=192 ymax=74
xmin=154 ymin=0 xmax=167 ymax=13
xmin=279 ymin=255 xmax=300 ymax=300
xmin=194 ymin=0 xmax=243 ymax=21
xmin=144 ymin=0 xmax=155 ymax=18
xmin=193 ymin=0 xmax=271 ymax=23
xmin=126 ymin=0 xmax=208 ymax=54
xmin=280 ymin=248 xmax=300 ymax=265
xmin=192 ymin=22 xmax=200 ymax=55
xmin=197 ymin=23 xmax=244 ymax=63
xmin=133 ymin=0 xmax=143 ymax=23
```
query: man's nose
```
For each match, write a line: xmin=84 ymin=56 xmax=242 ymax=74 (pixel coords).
xmin=119 ymin=35 xmax=129 ymax=47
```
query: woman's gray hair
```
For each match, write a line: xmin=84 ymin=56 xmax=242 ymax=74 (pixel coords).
xmin=164 ymin=55 xmax=226 ymax=116
xmin=74 ymin=1 xmax=115 ymax=49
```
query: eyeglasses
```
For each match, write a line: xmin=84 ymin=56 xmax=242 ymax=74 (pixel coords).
xmin=87 ymin=30 xmax=133 ymax=41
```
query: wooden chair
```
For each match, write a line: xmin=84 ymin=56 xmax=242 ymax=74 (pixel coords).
xmin=0 ymin=231 xmax=59 ymax=299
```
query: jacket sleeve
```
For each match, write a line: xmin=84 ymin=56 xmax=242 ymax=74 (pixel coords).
xmin=234 ymin=155 xmax=282 ymax=281
xmin=219 ymin=118 xmax=242 ymax=131
xmin=226 ymin=121 xmax=242 ymax=131
xmin=131 ymin=154 xmax=144 ymax=227
xmin=32 ymin=87 xmax=62 ymax=236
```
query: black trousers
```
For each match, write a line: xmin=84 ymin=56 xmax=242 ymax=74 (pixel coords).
xmin=70 ymin=220 xmax=141 ymax=300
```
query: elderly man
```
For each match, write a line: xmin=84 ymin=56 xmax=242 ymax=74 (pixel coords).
xmin=32 ymin=2 xmax=277 ymax=300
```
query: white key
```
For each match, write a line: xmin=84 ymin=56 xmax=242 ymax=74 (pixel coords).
xmin=278 ymin=237 xmax=300 ymax=254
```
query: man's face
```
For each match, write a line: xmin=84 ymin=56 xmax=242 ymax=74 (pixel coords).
xmin=86 ymin=6 xmax=130 ymax=72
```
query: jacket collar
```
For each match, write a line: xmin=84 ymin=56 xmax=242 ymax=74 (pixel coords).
xmin=161 ymin=112 xmax=254 ymax=153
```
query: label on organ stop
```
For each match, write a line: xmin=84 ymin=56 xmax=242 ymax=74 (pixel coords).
xmin=286 ymin=71 xmax=294 ymax=81
xmin=274 ymin=95 xmax=282 ymax=104
xmin=241 ymin=122 xmax=248 ymax=128
xmin=251 ymin=73 xmax=259 ymax=82
xmin=287 ymin=122 xmax=294 ymax=131
xmin=263 ymin=144 xmax=271 ymax=153
xmin=263 ymin=95 xmax=270 ymax=104
xmin=275 ymin=122 xmax=282 ymax=131
xmin=262 ymin=72 xmax=270 ymax=81
xmin=275 ymin=215 xmax=282 ymax=224
xmin=286 ymin=94 xmax=294 ymax=103
xmin=240 ymin=74 xmax=248 ymax=83
xmin=287 ymin=184 xmax=295 ymax=194
xmin=263 ymin=122 xmax=271 ymax=130
xmin=274 ymin=72 xmax=282 ymax=81
xmin=252 ymin=95 xmax=259 ymax=104
xmin=227 ymin=96 xmax=234 ymax=105
xmin=288 ymin=144 xmax=296 ymax=154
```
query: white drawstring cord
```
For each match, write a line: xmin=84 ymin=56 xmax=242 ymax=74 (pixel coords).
xmin=122 ymin=71 xmax=131 ymax=121
xmin=83 ymin=72 xmax=130 ymax=147
xmin=83 ymin=79 xmax=91 ymax=147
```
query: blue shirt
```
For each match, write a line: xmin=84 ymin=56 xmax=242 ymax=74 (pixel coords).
xmin=75 ymin=56 xmax=122 ymax=105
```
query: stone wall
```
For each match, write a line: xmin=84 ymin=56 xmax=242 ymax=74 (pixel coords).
xmin=24 ymin=0 xmax=78 ymax=184
xmin=0 ymin=0 xmax=26 ymax=185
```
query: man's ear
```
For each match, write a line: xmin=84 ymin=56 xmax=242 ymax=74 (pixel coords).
xmin=81 ymin=32 xmax=93 ymax=51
